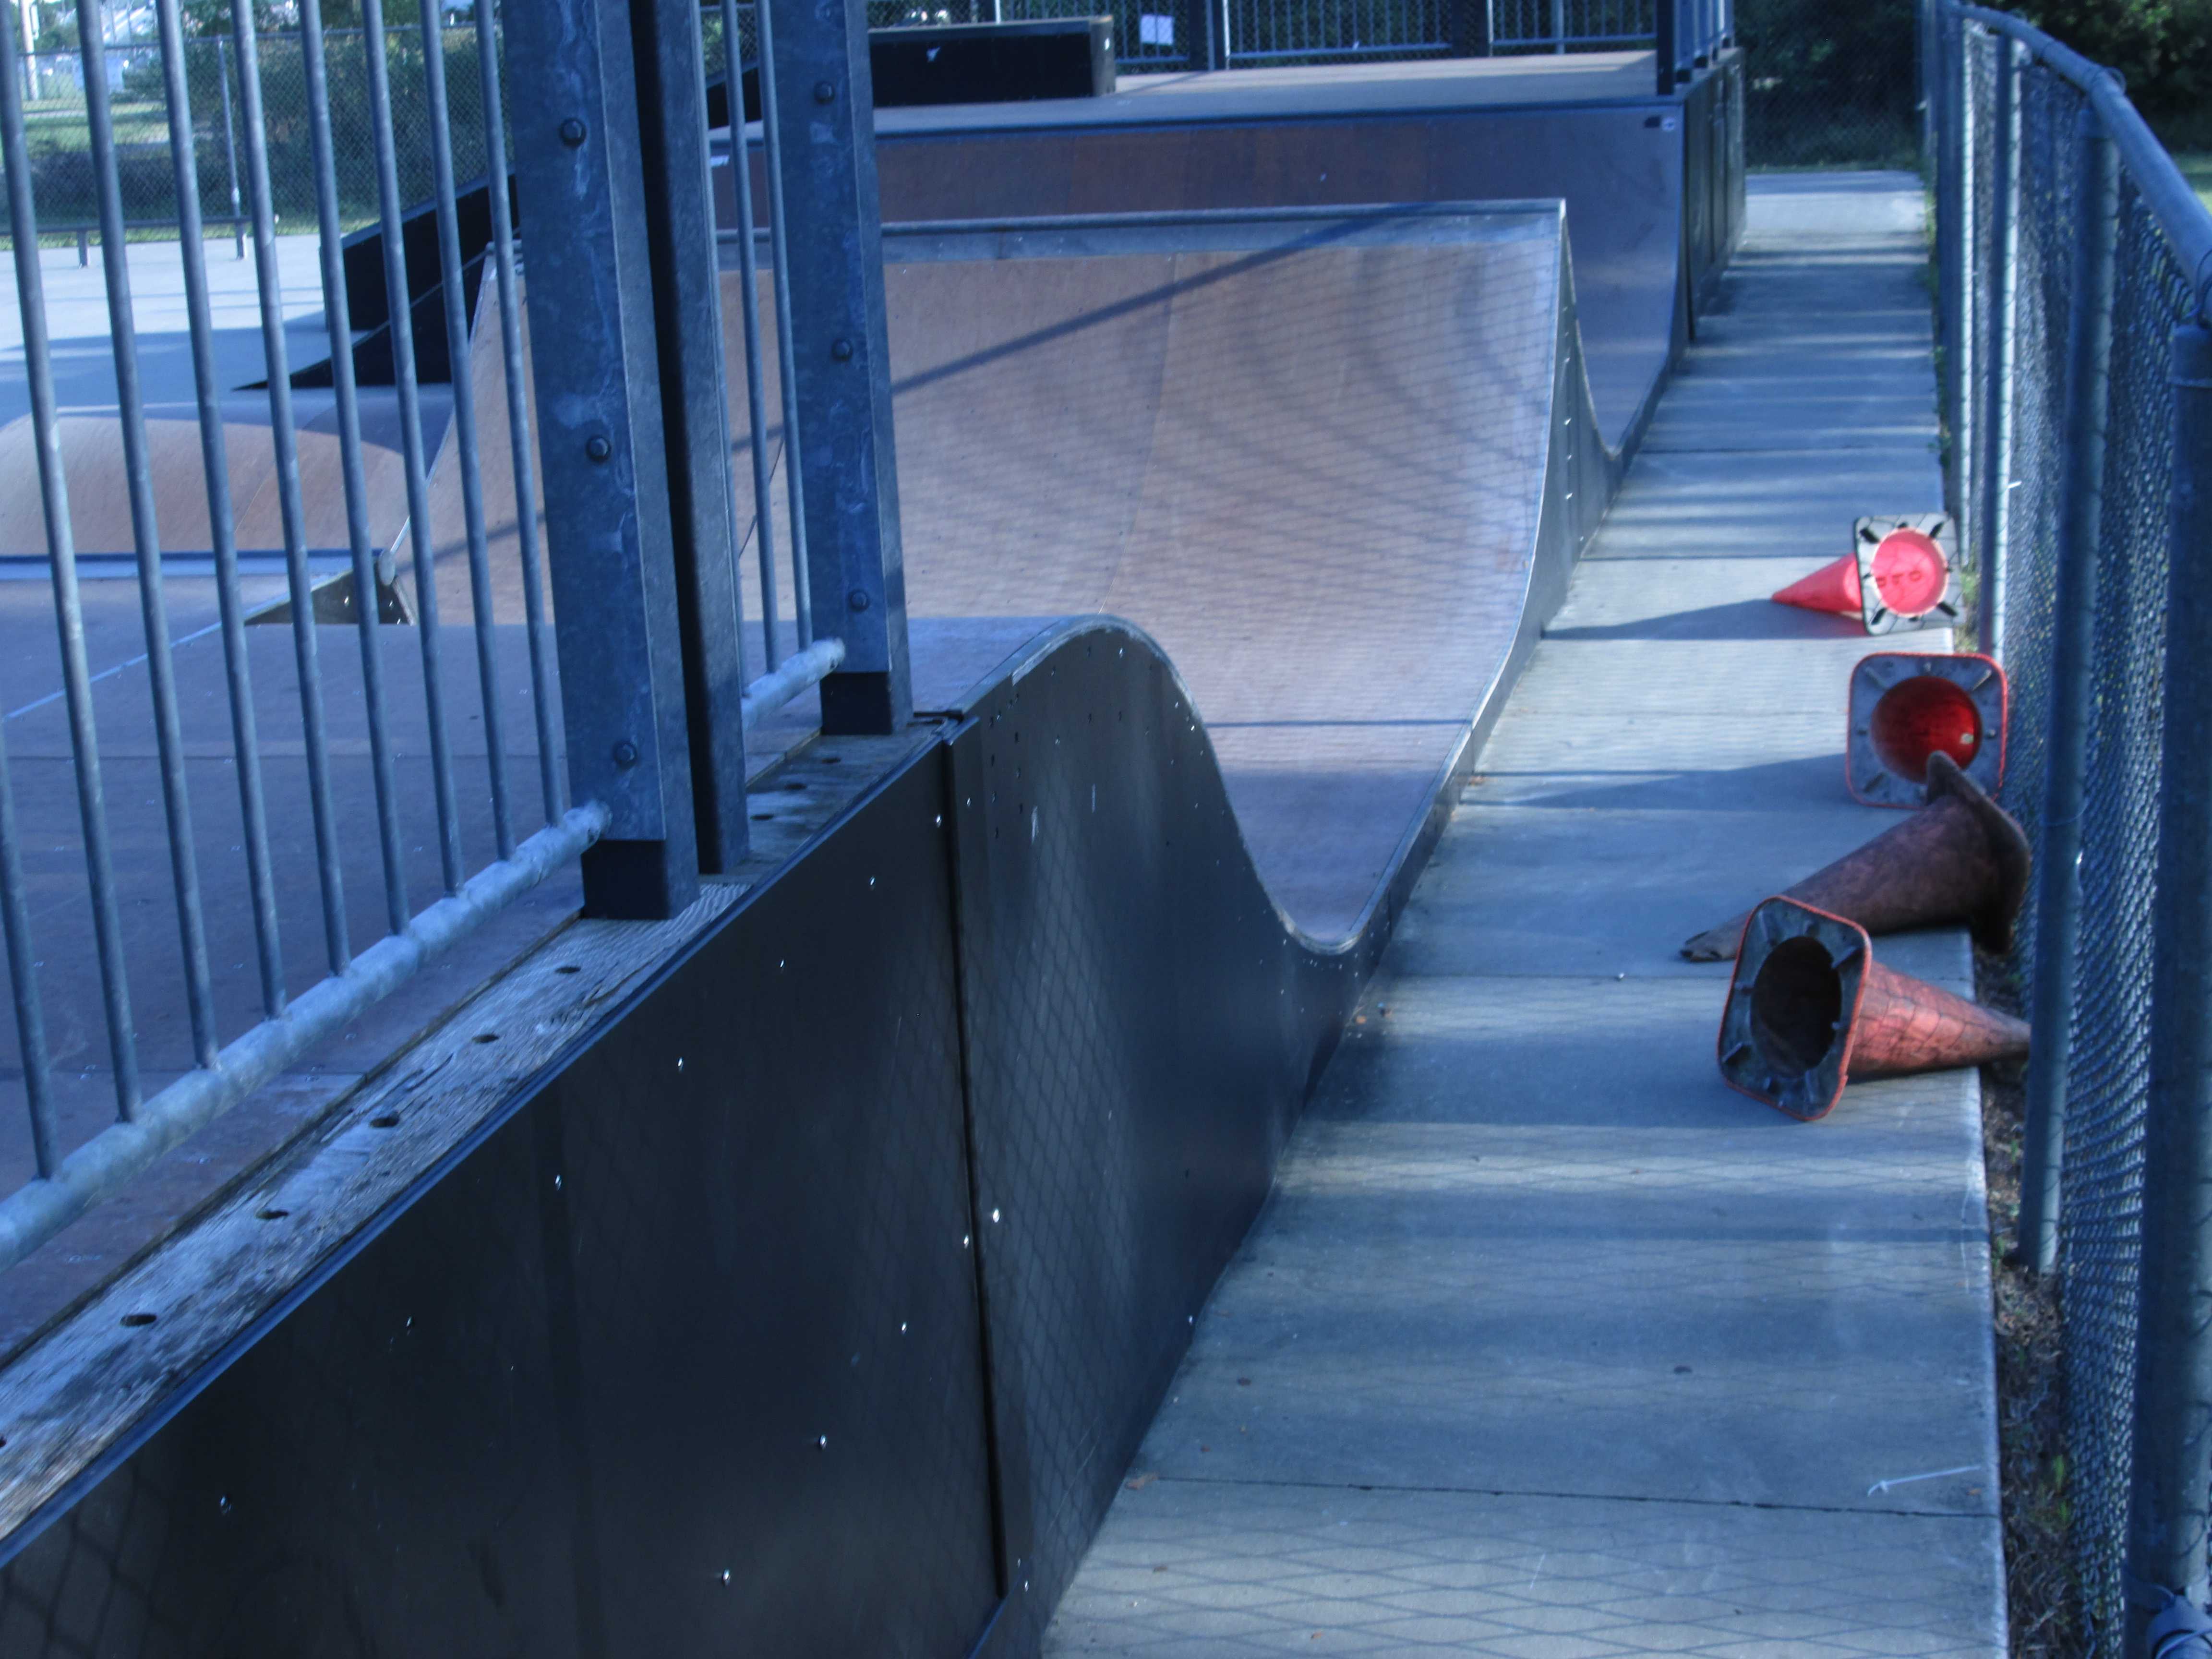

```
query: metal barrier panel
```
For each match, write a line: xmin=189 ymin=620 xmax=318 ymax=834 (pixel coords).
xmin=0 ymin=0 xmax=899 ymax=1274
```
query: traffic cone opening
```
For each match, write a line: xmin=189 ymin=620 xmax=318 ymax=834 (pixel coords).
xmin=1750 ymin=936 xmax=1844 ymax=1075
xmin=1868 ymin=528 xmax=1949 ymax=618
xmin=1868 ymin=673 xmax=1982 ymax=784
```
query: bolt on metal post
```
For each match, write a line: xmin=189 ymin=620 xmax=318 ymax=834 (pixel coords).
xmin=2015 ymin=105 xmax=2118 ymax=1273
xmin=2123 ymin=317 xmax=2212 ymax=1656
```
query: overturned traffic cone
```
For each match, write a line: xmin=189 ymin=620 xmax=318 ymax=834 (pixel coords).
xmin=1681 ymin=750 xmax=2030 ymax=961
xmin=1847 ymin=650 xmax=2008 ymax=807
xmin=1717 ymin=896 xmax=2030 ymax=1121
xmin=1771 ymin=516 xmax=1960 ymax=635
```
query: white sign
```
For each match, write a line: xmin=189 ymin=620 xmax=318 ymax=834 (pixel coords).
xmin=1138 ymin=12 xmax=1175 ymax=46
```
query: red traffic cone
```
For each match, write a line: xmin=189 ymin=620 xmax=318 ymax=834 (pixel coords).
xmin=1847 ymin=650 xmax=2008 ymax=808
xmin=1682 ymin=750 xmax=2031 ymax=961
xmin=1772 ymin=554 xmax=1865 ymax=618
xmin=1771 ymin=516 xmax=1959 ymax=635
xmin=1717 ymin=896 xmax=2031 ymax=1121
xmin=1853 ymin=516 xmax=1960 ymax=634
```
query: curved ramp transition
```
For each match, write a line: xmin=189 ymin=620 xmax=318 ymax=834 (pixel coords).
xmin=730 ymin=204 xmax=1619 ymax=937
xmin=0 ymin=623 xmax=1468 ymax=1654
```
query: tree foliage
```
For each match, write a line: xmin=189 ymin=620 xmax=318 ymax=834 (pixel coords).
xmin=2014 ymin=0 xmax=2212 ymax=130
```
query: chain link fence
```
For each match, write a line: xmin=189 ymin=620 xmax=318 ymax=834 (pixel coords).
xmin=1738 ymin=0 xmax=1917 ymax=168
xmin=1941 ymin=3 xmax=2212 ymax=1646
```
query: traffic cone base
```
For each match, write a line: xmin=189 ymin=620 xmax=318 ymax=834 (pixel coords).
xmin=1854 ymin=515 xmax=1960 ymax=635
xmin=1718 ymin=897 xmax=2031 ymax=1121
xmin=1681 ymin=750 xmax=2032 ymax=961
xmin=1847 ymin=650 xmax=2008 ymax=808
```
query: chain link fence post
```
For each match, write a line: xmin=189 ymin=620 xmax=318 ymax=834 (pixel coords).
xmin=2017 ymin=103 xmax=2117 ymax=1272
xmin=1974 ymin=28 xmax=2016 ymax=658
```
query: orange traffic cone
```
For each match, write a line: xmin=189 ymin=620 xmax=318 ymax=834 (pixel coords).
xmin=1717 ymin=896 xmax=2031 ymax=1121
xmin=1771 ymin=553 xmax=1866 ymax=618
xmin=1772 ymin=516 xmax=1959 ymax=635
xmin=1682 ymin=750 xmax=2030 ymax=961
xmin=1847 ymin=650 xmax=2008 ymax=808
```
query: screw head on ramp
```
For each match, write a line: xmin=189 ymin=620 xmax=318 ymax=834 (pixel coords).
xmin=1846 ymin=650 xmax=2007 ymax=809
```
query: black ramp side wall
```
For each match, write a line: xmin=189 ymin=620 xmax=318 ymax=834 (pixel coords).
xmin=0 ymin=750 xmax=1004 ymax=1658
xmin=946 ymin=627 xmax=1366 ymax=1649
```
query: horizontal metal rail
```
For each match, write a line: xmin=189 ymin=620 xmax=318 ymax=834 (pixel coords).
xmin=743 ymin=637 xmax=846 ymax=729
xmin=0 ymin=805 xmax=606 ymax=1271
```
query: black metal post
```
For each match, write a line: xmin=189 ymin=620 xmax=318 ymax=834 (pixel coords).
xmin=1448 ymin=0 xmax=1488 ymax=60
xmin=506 ymin=0 xmax=701 ymax=918
xmin=765 ymin=0 xmax=913 ymax=735
xmin=2016 ymin=106 xmax=2118 ymax=1272
xmin=632 ymin=0 xmax=750 ymax=874
xmin=1655 ymin=0 xmax=1677 ymax=94
xmin=2124 ymin=318 xmax=2212 ymax=1655
xmin=1975 ymin=30 xmax=2017 ymax=658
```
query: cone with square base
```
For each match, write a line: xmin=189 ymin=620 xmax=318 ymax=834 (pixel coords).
xmin=1716 ymin=897 xmax=2031 ymax=1121
xmin=1770 ymin=516 xmax=1959 ymax=635
xmin=1681 ymin=751 xmax=2031 ymax=961
xmin=1847 ymin=650 xmax=2008 ymax=807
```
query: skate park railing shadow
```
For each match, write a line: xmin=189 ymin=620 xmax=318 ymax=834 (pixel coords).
xmin=0 ymin=2 xmax=1735 ymax=1652
xmin=1930 ymin=0 xmax=2212 ymax=1647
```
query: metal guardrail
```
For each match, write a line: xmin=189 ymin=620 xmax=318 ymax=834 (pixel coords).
xmin=0 ymin=0 xmax=870 ymax=1271
xmin=1931 ymin=1 xmax=2212 ymax=1649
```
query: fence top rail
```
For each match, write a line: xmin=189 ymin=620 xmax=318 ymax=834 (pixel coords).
xmin=1946 ymin=0 xmax=2212 ymax=318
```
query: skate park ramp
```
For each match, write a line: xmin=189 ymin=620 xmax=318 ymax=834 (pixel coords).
xmin=722 ymin=204 xmax=1620 ymax=939
xmin=718 ymin=52 xmax=1737 ymax=459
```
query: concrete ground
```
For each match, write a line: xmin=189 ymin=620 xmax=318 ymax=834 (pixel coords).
xmin=1045 ymin=174 xmax=2007 ymax=1654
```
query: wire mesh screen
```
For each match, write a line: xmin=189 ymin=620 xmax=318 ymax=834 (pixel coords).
xmin=1738 ymin=0 xmax=1918 ymax=169
xmin=1958 ymin=26 xmax=2207 ymax=1648
xmin=2057 ymin=178 xmax=2186 ymax=1648
xmin=1990 ymin=62 xmax=2080 ymax=979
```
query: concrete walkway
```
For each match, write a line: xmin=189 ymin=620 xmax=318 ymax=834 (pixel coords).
xmin=1046 ymin=174 xmax=2005 ymax=1654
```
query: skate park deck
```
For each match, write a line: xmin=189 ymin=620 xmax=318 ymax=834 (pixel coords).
xmin=1043 ymin=173 xmax=2004 ymax=1655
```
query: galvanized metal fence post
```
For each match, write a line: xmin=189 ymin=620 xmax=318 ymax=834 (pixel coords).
xmin=633 ymin=0 xmax=751 ymax=873
xmin=766 ymin=0 xmax=914 ymax=734
xmin=1975 ymin=30 xmax=2017 ymax=658
xmin=2125 ymin=318 xmax=2212 ymax=1654
xmin=214 ymin=33 xmax=243 ymax=259
xmin=507 ymin=0 xmax=702 ymax=918
xmin=1937 ymin=4 xmax=1966 ymax=518
xmin=2016 ymin=105 xmax=2119 ymax=1272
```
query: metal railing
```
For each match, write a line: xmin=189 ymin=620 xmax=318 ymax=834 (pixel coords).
xmin=1490 ymin=0 xmax=1653 ymax=54
xmin=0 ymin=0 xmax=867 ymax=1270
xmin=1654 ymin=0 xmax=1728 ymax=91
xmin=1930 ymin=1 xmax=2212 ymax=1650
